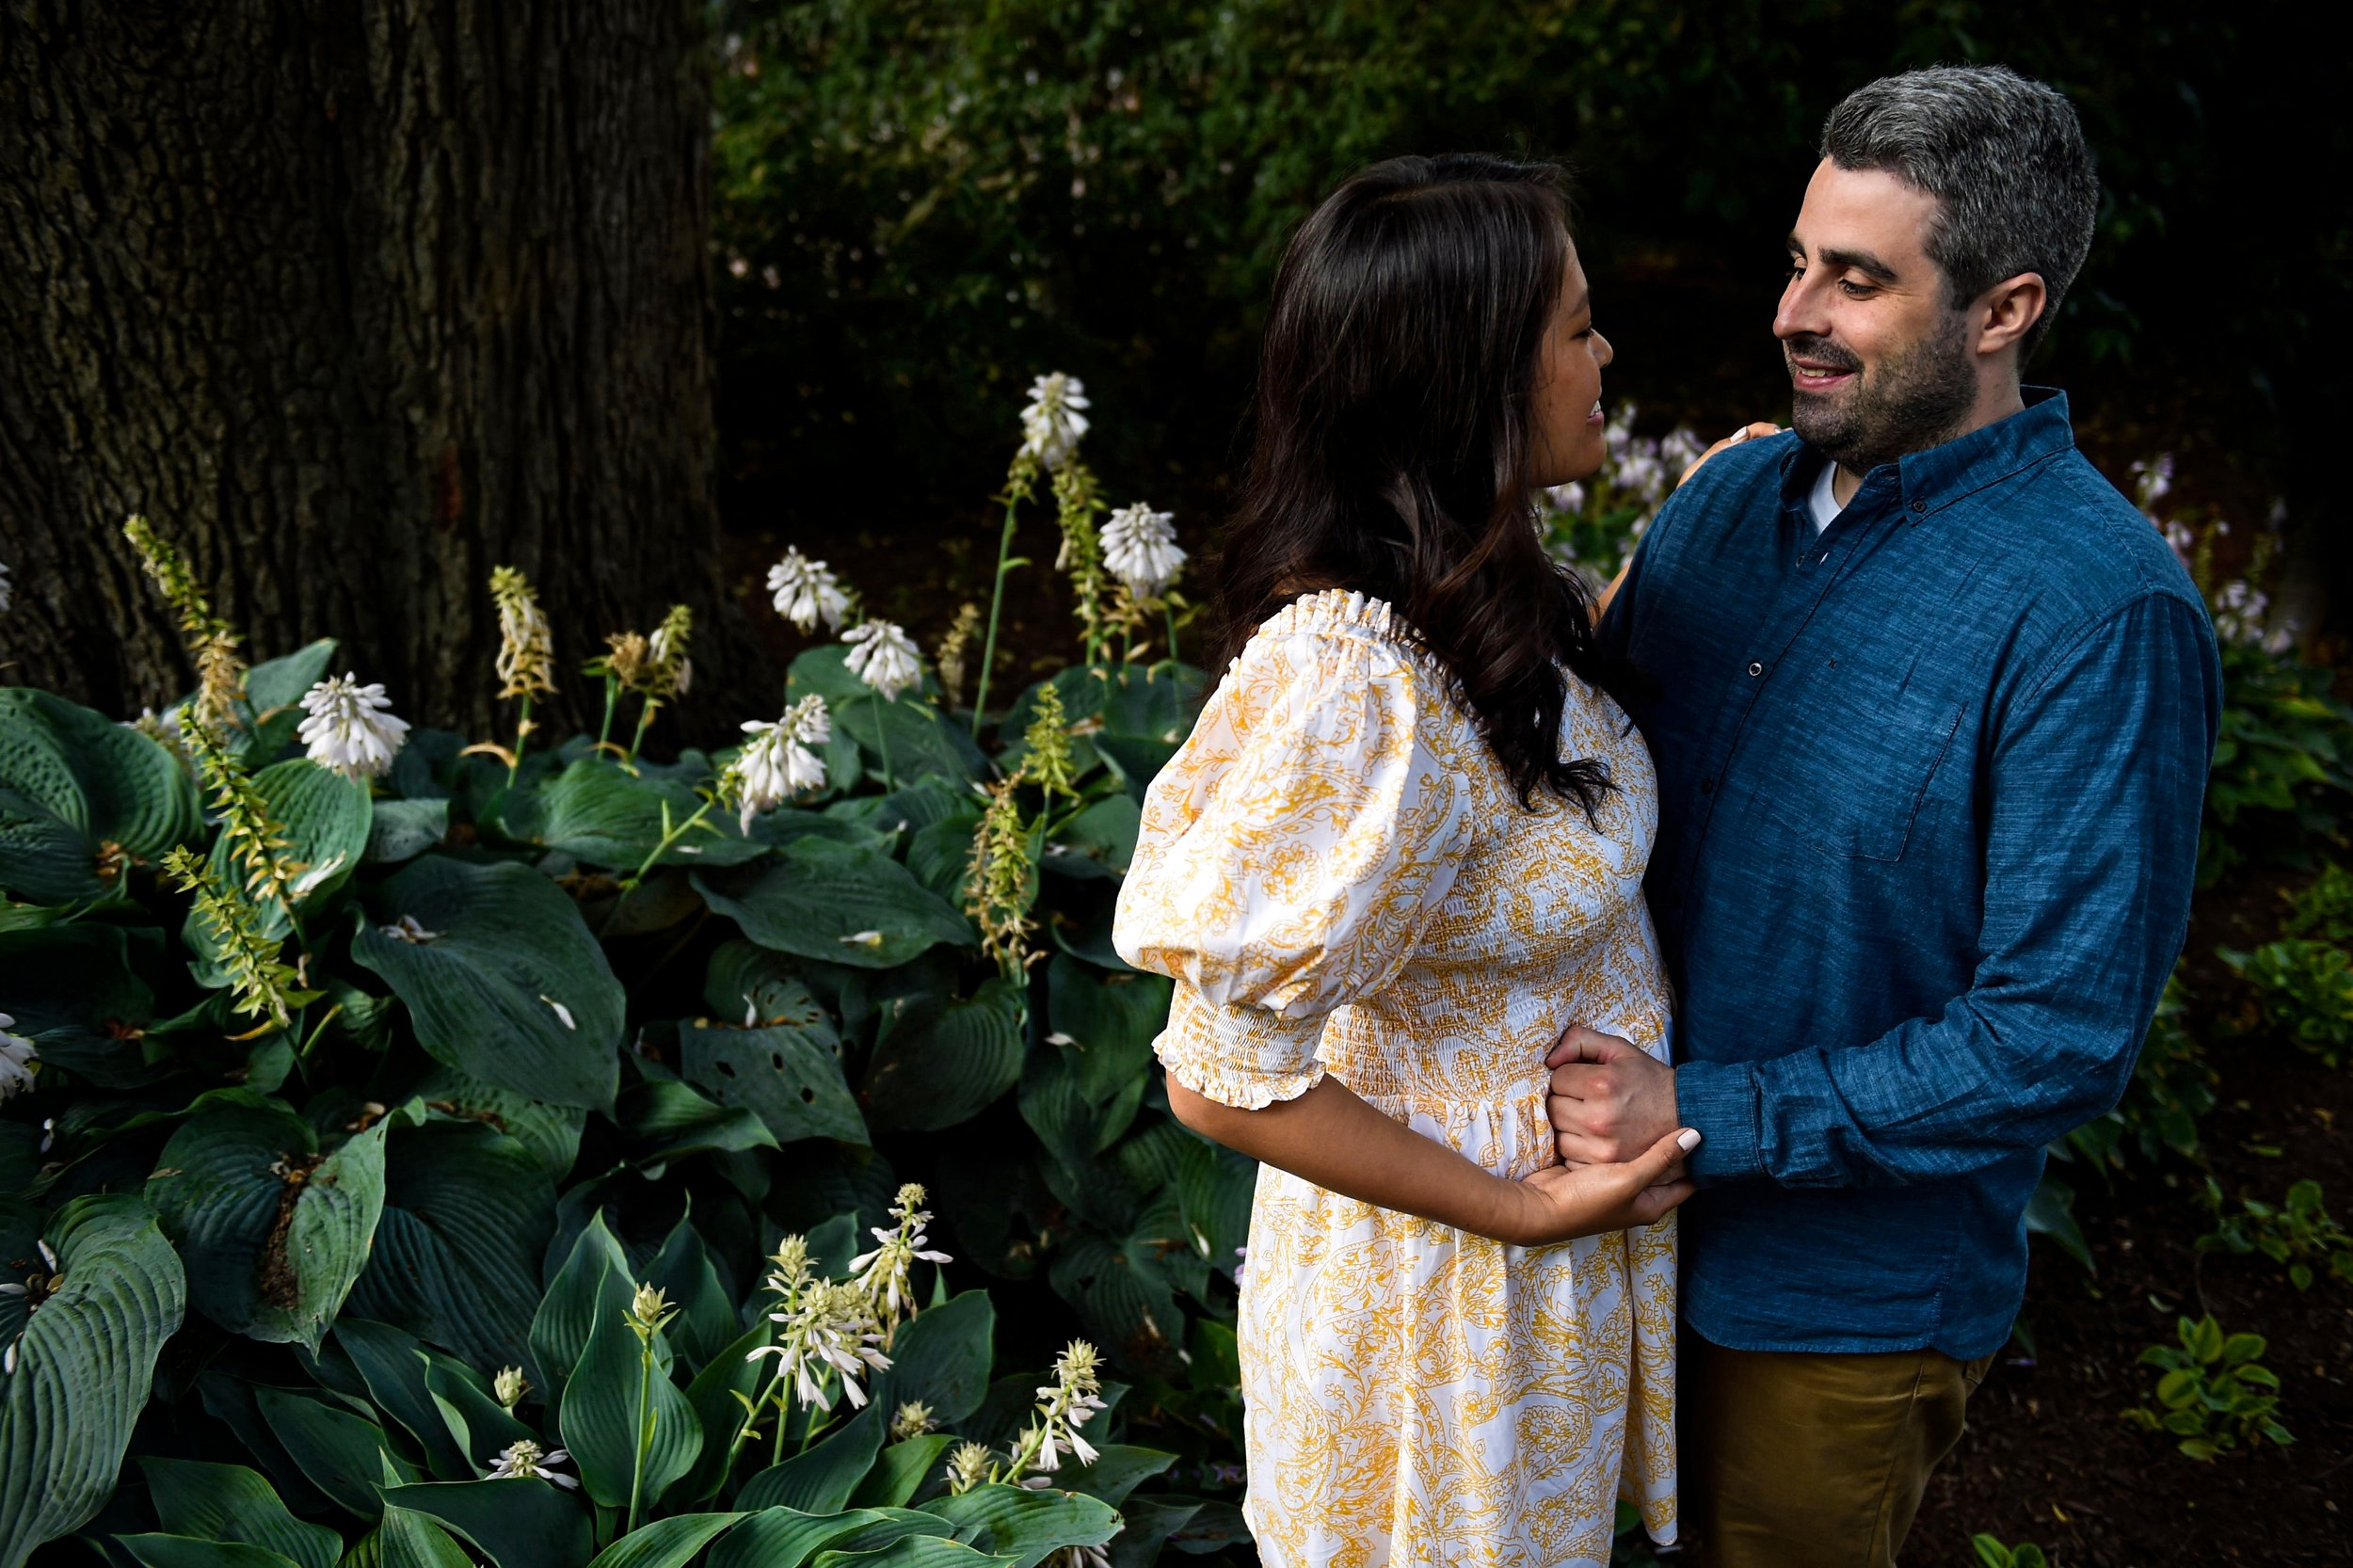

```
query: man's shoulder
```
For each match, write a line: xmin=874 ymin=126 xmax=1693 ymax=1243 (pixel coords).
xmin=1642 ymin=430 xmax=1800 ymax=555
xmin=1958 ymin=446 xmax=2206 ymax=624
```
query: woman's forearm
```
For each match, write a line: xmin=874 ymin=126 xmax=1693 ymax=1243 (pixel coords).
xmin=1168 ymin=1073 xmax=1524 ymax=1241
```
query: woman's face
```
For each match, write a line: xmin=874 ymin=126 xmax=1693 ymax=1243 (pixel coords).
xmin=1527 ymin=241 xmax=1612 ymax=488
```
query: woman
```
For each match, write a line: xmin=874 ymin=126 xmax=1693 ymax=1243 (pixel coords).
xmin=1111 ymin=155 xmax=1697 ymax=1566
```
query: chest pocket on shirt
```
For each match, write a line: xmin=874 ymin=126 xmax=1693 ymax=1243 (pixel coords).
xmin=1801 ymin=673 xmax=1967 ymax=864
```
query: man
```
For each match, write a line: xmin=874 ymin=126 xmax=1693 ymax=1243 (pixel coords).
xmin=1549 ymin=66 xmax=2221 ymax=1566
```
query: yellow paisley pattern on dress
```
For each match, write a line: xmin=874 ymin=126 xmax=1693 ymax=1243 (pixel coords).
xmin=1112 ymin=588 xmax=1677 ymax=1568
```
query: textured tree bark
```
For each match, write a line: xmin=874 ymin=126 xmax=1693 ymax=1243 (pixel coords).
xmin=0 ymin=0 xmax=735 ymax=735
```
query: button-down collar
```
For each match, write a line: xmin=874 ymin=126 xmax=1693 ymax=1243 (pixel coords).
xmin=1775 ymin=386 xmax=2077 ymax=525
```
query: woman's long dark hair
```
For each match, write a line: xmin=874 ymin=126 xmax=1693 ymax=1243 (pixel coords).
xmin=1214 ymin=153 xmax=1616 ymax=813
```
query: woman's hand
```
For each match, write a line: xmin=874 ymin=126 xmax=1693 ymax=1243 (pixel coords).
xmin=1677 ymin=421 xmax=1782 ymax=488
xmin=1493 ymin=1127 xmax=1700 ymax=1245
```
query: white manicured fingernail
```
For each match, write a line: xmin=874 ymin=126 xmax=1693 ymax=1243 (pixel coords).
xmin=1676 ymin=1129 xmax=1703 ymax=1152
xmin=1726 ymin=427 xmax=1750 ymax=442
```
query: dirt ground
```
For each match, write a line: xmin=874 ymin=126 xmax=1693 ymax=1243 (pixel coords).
xmin=1908 ymin=879 xmax=2353 ymax=1566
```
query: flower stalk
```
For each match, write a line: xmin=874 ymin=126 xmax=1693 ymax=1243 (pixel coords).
xmin=487 ymin=567 xmax=557 ymax=785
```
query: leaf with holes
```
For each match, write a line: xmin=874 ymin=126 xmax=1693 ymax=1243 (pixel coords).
xmin=679 ymin=1012 xmax=867 ymax=1147
xmin=351 ymin=856 xmax=625 ymax=1112
xmin=0 ymin=687 xmax=200 ymax=904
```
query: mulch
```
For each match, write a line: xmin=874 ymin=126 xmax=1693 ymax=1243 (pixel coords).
xmin=1910 ymin=874 xmax=2353 ymax=1566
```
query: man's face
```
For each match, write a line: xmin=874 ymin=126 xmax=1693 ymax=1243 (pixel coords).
xmin=1775 ymin=159 xmax=1977 ymax=472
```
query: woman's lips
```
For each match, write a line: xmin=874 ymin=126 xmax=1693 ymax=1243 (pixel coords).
xmin=1587 ymin=397 xmax=1605 ymax=426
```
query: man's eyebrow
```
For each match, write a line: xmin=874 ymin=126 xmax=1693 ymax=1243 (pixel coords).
xmin=1817 ymin=245 xmax=1900 ymax=283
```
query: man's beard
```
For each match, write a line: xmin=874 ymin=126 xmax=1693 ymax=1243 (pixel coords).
xmin=1785 ymin=313 xmax=1977 ymax=472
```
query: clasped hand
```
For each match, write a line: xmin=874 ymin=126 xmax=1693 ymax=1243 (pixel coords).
xmin=1497 ymin=1025 xmax=1696 ymax=1245
xmin=1545 ymin=1024 xmax=1682 ymax=1167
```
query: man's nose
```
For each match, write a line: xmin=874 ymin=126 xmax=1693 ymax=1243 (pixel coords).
xmin=1772 ymin=275 xmax=1822 ymax=343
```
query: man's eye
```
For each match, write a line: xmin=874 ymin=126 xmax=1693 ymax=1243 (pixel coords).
xmin=1838 ymin=280 xmax=1874 ymax=298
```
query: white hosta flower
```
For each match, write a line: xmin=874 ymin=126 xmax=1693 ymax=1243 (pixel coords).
xmin=730 ymin=695 xmax=831 ymax=831
xmin=747 ymin=1278 xmax=893 ymax=1412
xmin=297 ymin=673 xmax=410 ymax=781
xmin=486 ymin=1438 xmax=578 ymax=1487
xmin=1545 ymin=481 xmax=1588 ymax=515
xmin=768 ymin=548 xmax=852 ymax=632
xmin=849 ymin=1184 xmax=953 ymax=1322
xmin=493 ymin=1366 xmax=530 ymax=1410
xmin=843 ymin=620 xmax=922 ymax=701
xmin=1 ymin=1014 xmax=38 ymax=1103
xmin=1017 ymin=372 xmax=1091 ymax=470
xmin=1100 ymin=504 xmax=1185 ymax=596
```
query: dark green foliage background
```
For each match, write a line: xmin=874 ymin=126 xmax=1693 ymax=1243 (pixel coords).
xmin=713 ymin=0 xmax=2345 ymax=595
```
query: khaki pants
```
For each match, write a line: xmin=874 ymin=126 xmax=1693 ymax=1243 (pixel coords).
xmin=1681 ymin=1329 xmax=1994 ymax=1568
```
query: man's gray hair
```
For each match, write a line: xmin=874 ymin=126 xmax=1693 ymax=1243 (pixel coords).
xmin=1822 ymin=65 xmax=2098 ymax=359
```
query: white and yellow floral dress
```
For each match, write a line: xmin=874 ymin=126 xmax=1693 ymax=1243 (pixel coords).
xmin=1112 ymin=588 xmax=1677 ymax=1568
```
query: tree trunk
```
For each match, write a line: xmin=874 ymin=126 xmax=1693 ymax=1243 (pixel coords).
xmin=0 ymin=0 xmax=736 ymax=737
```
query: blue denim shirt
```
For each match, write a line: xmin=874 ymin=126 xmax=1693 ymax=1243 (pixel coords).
xmin=1599 ymin=390 xmax=2220 ymax=1358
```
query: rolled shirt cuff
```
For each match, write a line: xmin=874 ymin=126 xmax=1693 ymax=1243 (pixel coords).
xmin=1674 ymin=1057 xmax=1765 ymax=1182
xmin=1152 ymin=984 xmax=1328 ymax=1111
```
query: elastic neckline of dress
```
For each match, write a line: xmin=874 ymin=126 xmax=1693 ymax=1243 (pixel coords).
xmin=1250 ymin=587 xmax=1432 ymax=657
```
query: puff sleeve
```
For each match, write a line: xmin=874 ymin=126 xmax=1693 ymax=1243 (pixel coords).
xmin=1112 ymin=621 xmax=1475 ymax=1109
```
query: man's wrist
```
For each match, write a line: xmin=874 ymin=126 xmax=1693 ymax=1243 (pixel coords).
xmin=1669 ymin=1059 xmax=1764 ymax=1182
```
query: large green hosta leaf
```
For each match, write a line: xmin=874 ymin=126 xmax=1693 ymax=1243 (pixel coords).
xmin=344 ymin=1119 xmax=553 ymax=1379
xmin=556 ymin=1274 xmax=701 ymax=1510
xmin=868 ymin=1291 xmax=992 ymax=1426
xmin=146 ymin=1102 xmax=387 ymax=1351
xmin=692 ymin=840 xmax=973 ymax=971
xmin=861 ymin=979 xmax=1024 ymax=1134
xmin=136 ymin=1458 xmax=342 ymax=1568
xmin=0 ymin=688 xmax=200 ymax=904
xmin=0 ymin=922 xmax=159 ymax=1086
xmin=0 ymin=1195 xmax=188 ymax=1568
xmin=922 ymin=1484 xmax=1123 ymax=1568
xmin=351 ymin=856 xmax=625 ymax=1112
xmin=679 ymin=1003 xmax=866 ymax=1148
xmin=234 ymin=641 xmax=339 ymax=766
xmin=495 ymin=758 xmax=768 ymax=871
xmin=188 ymin=761 xmax=372 ymax=961
xmin=378 ymin=1477 xmax=592 ymax=1568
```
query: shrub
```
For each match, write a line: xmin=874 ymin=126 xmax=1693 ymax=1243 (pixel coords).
xmin=2121 ymin=1315 xmax=2292 ymax=1461
xmin=2217 ymin=937 xmax=2353 ymax=1065
xmin=2197 ymin=1177 xmax=2353 ymax=1290
xmin=2281 ymin=860 xmax=2353 ymax=943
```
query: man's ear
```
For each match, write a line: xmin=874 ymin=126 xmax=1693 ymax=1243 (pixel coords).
xmin=1976 ymin=271 xmax=2047 ymax=359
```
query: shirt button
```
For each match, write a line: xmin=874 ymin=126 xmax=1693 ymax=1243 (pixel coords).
xmin=1699 ymin=777 xmax=1715 ymax=795
xmin=1746 ymin=661 xmax=1764 ymax=677
xmin=1911 ymin=498 xmax=1929 ymax=514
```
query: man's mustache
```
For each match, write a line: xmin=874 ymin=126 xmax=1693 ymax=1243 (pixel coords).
xmin=1785 ymin=334 xmax=1862 ymax=374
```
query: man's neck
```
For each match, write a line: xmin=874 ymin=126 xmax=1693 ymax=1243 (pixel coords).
xmin=1831 ymin=374 xmax=2026 ymax=506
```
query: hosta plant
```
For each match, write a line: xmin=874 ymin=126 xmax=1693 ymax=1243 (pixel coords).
xmin=2196 ymin=1177 xmax=2353 ymax=1290
xmin=0 ymin=395 xmax=1255 ymax=1567
xmin=2121 ymin=1314 xmax=2292 ymax=1462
